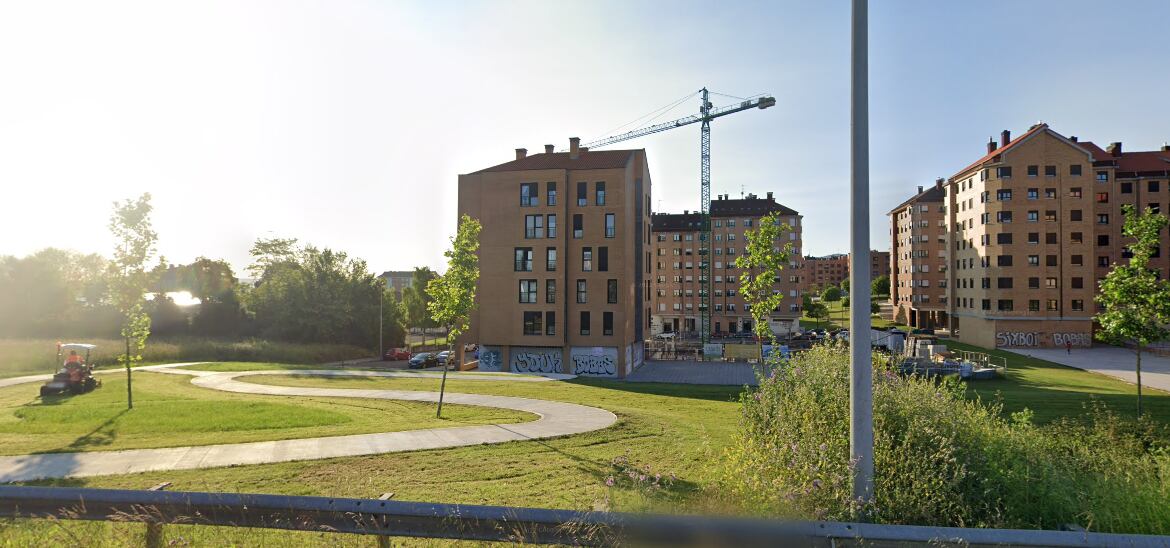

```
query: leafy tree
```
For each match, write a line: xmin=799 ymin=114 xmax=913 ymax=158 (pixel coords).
xmin=870 ymin=299 xmax=881 ymax=315
xmin=842 ymin=297 xmax=850 ymax=308
xmin=381 ymin=287 xmax=406 ymax=349
xmin=427 ymin=215 xmax=481 ymax=417
xmin=821 ymin=286 xmax=842 ymax=302
xmin=1095 ymin=205 xmax=1170 ymax=416
xmin=108 ymin=193 xmax=158 ymax=410
xmin=736 ymin=212 xmax=793 ymax=348
xmin=807 ymin=302 xmax=829 ymax=330
xmin=401 ymin=267 xmax=439 ymax=347
xmin=841 ymin=279 xmax=850 ymax=292
xmin=871 ymin=274 xmax=890 ymax=297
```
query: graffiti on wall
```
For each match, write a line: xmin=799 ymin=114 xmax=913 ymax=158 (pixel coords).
xmin=478 ymin=346 xmax=502 ymax=371
xmin=570 ymin=347 xmax=618 ymax=377
xmin=1053 ymin=333 xmax=1092 ymax=347
xmin=995 ymin=332 xmax=1093 ymax=347
xmin=510 ymin=347 xmax=562 ymax=374
xmin=632 ymin=344 xmax=644 ymax=370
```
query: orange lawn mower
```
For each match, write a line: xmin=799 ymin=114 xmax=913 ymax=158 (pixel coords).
xmin=40 ymin=343 xmax=102 ymax=397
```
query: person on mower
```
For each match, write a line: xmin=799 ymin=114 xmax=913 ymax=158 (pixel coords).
xmin=65 ymin=350 xmax=83 ymax=367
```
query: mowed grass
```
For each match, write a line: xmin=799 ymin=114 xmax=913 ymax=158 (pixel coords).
xmin=0 ymin=369 xmax=533 ymax=455
xmin=945 ymin=340 xmax=1170 ymax=424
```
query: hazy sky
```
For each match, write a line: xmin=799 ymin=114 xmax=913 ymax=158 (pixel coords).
xmin=3 ymin=0 xmax=1169 ymax=274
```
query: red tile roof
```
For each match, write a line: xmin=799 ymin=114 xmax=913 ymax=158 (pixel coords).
xmin=471 ymin=150 xmax=638 ymax=174
xmin=951 ymin=123 xmax=1050 ymax=180
xmin=1117 ymin=150 xmax=1170 ymax=173
xmin=1076 ymin=140 xmax=1109 ymax=159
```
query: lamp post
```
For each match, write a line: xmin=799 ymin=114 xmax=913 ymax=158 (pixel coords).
xmin=850 ymin=0 xmax=874 ymax=509
xmin=378 ymin=284 xmax=384 ymax=358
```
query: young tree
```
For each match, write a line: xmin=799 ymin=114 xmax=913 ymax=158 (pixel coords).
xmin=1096 ymin=205 xmax=1170 ymax=416
xmin=840 ymin=279 xmax=850 ymax=292
xmin=427 ymin=215 xmax=482 ymax=417
xmin=108 ymin=193 xmax=158 ymax=410
xmin=871 ymin=274 xmax=890 ymax=297
xmin=736 ymin=213 xmax=793 ymax=363
xmin=821 ymin=286 xmax=843 ymax=322
xmin=401 ymin=267 xmax=438 ymax=349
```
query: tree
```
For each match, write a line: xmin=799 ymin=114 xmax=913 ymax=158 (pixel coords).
xmin=870 ymin=299 xmax=881 ymax=315
xmin=736 ymin=213 xmax=793 ymax=347
xmin=871 ymin=274 xmax=890 ymax=297
xmin=841 ymin=279 xmax=850 ymax=292
xmin=821 ymin=286 xmax=842 ymax=302
xmin=427 ymin=215 xmax=481 ymax=417
xmin=401 ymin=267 xmax=439 ymax=348
xmin=109 ymin=193 xmax=158 ymax=410
xmin=807 ymin=302 xmax=829 ymax=330
xmin=381 ymin=287 xmax=406 ymax=349
xmin=1095 ymin=205 xmax=1170 ymax=416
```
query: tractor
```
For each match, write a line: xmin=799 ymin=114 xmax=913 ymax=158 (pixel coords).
xmin=40 ymin=343 xmax=102 ymax=397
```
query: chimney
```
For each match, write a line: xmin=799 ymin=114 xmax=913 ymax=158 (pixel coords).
xmin=1107 ymin=141 xmax=1122 ymax=157
xmin=580 ymin=146 xmax=589 ymax=153
xmin=766 ymin=191 xmax=774 ymax=200
xmin=1070 ymin=136 xmax=1078 ymax=142
xmin=569 ymin=137 xmax=580 ymax=160
xmin=935 ymin=177 xmax=945 ymax=189
xmin=917 ymin=185 xmax=924 ymax=194
xmin=544 ymin=144 xmax=554 ymax=154
xmin=1000 ymin=129 xmax=1011 ymax=148
xmin=987 ymin=138 xmax=998 ymax=154
xmin=515 ymin=148 xmax=527 ymax=161
xmin=1162 ymin=143 xmax=1170 ymax=152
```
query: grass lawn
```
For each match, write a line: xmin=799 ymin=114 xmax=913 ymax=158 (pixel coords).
xmin=800 ymin=300 xmax=908 ymax=331
xmin=944 ymin=340 xmax=1170 ymax=425
xmin=0 ymin=368 xmax=533 ymax=455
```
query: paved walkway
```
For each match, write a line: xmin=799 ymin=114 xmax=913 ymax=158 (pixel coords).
xmin=1007 ymin=346 xmax=1170 ymax=393
xmin=625 ymin=361 xmax=762 ymax=386
xmin=0 ymin=366 xmax=615 ymax=483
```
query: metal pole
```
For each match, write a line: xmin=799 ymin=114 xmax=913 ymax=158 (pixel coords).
xmin=850 ymin=0 xmax=874 ymax=508
xmin=378 ymin=285 xmax=383 ymax=358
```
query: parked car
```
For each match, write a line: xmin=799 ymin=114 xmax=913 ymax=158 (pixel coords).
xmin=383 ymin=347 xmax=411 ymax=361
xmin=408 ymin=353 xmax=438 ymax=369
xmin=436 ymin=350 xmax=453 ymax=365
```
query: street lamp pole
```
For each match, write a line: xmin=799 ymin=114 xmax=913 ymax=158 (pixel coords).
xmin=850 ymin=0 xmax=875 ymax=508
xmin=378 ymin=284 xmax=383 ymax=358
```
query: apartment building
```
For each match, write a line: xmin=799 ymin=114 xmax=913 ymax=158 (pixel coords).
xmin=888 ymin=179 xmax=948 ymax=329
xmin=804 ymin=254 xmax=848 ymax=291
xmin=379 ymin=271 xmax=414 ymax=294
xmin=457 ymin=138 xmax=652 ymax=377
xmin=941 ymin=123 xmax=1170 ymax=349
xmin=869 ymin=250 xmax=891 ymax=280
xmin=650 ymin=193 xmax=804 ymax=337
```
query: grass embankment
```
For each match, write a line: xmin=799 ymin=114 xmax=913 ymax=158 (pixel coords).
xmin=0 ymin=338 xmax=374 ymax=379
xmin=946 ymin=340 xmax=1170 ymax=424
xmin=800 ymin=299 xmax=908 ymax=331
xmin=0 ymin=366 xmax=533 ymax=455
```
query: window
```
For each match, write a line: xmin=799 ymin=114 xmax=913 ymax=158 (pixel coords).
xmin=525 ymin=215 xmax=543 ymax=238
xmin=582 ymin=248 xmax=592 ymax=271
xmin=607 ymin=279 xmax=618 ymax=303
xmin=579 ymin=311 xmax=590 ymax=335
xmin=1028 ymin=300 xmax=1040 ymax=312
xmin=1070 ymin=232 xmax=1083 ymax=244
xmin=981 ymin=299 xmax=991 ymax=310
xmin=577 ymin=182 xmax=587 ymax=206
xmin=1046 ymin=233 xmax=1058 ymax=245
xmin=1046 ymin=255 xmax=1058 ymax=267
xmin=1045 ymin=210 xmax=1057 ymax=222
xmin=576 ymin=280 xmax=587 ymax=303
xmin=997 ymin=299 xmax=1014 ymax=311
xmin=997 ymin=211 xmax=1013 ymax=223
xmin=1027 ymin=255 xmax=1039 ymax=266
xmin=1027 ymin=232 xmax=1039 ymax=244
xmin=518 ymin=279 xmax=538 ymax=303
xmin=1027 ymin=211 xmax=1039 ymax=222
xmin=1046 ymin=299 xmax=1059 ymax=311
xmin=1070 ymin=164 xmax=1082 ymax=176
xmin=998 ymin=255 xmax=1013 ymax=267
xmin=1070 ymin=210 xmax=1082 ymax=222
xmin=997 ymin=277 xmax=1013 ymax=289
xmin=1097 ymin=235 xmax=1110 ymax=246
xmin=1096 ymin=171 xmax=1108 ymax=183
xmin=598 ymin=247 xmax=608 ymax=272
xmin=572 ymin=214 xmax=583 ymax=239
xmin=1071 ymin=299 xmax=1084 ymax=312
xmin=545 ymin=311 xmax=556 ymax=335
xmin=1121 ymin=182 xmax=1134 ymax=194
xmin=1028 ymin=277 xmax=1040 ymax=289
xmin=605 ymin=213 xmax=615 ymax=238
xmin=546 ymin=279 xmax=556 ymax=303
xmin=1071 ymin=254 xmax=1083 ymax=265
xmin=547 ymin=182 xmax=557 ymax=205
xmin=997 ymin=233 xmax=1013 ymax=244
xmin=1097 ymin=214 xmax=1109 ymax=224
xmin=514 ymin=248 xmax=533 ymax=271
xmin=1152 ymin=203 xmax=1163 ymax=214
xmin=997 ymin=189 xmax=1013 ymax=201
xmin=1152 ymin=181 xmax=1162 ymax=193
xmin=1027 ymin=165 xmax=1038 ymax=177
xmin=1045 ymin=165 xmax=1056 ymax=177
xmin=1098 ymin=256 xmax=1110 ymax=267
xmin=1072 ymin=277 xmax=1084 ymax=289
xmin=1045 ymin=188 xmax=1057 ymax=199
xmin=523 ymin=311 xmax=542 ymax=335
xmin=595 ymin=182 xmax=606 ymax=205
xmin=520 ymin=183 xmax=538 ymax=207
xmin=1096 ymin=192 xmax=1109 ymax=203
xmin=1026 ymin=188 xmax=1038 ymax=200
xmin=603 ymin=312 xmax=613 ymax=336
xmin=544 ymin=247 xmax=557 ymax=271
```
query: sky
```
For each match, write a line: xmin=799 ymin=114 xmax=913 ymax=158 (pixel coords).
xmin=3 ymin=0 xmax=1169 ymax=274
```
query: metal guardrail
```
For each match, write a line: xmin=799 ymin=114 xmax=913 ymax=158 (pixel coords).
xmin=2 ymin=486 xmax=1169 ymax=547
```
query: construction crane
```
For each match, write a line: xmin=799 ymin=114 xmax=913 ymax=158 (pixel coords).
xmin=578 ymin=88 xmax=776 ymax=346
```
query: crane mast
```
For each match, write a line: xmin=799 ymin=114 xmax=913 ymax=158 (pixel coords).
xmin=577 ymin=89 xmax=776 ymax=348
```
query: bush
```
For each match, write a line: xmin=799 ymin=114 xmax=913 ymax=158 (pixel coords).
xmin=716 ymin=344 xmax=1170 ymax=532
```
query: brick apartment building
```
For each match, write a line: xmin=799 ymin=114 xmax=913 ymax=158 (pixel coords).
xmin=929 ymin=123 xmax=1170 ymax=348
xmin=456 ymin=138 xmax=651 ymax=377
xmin=888 ymin=179 xmax=947 ymax=329
xmin=649 ymin=193 xmax=804 ymax=337
xmin=802 ymin=250 xmax=888 ymax=295
xmin=868 ymin=250 xmax=891 ymax=281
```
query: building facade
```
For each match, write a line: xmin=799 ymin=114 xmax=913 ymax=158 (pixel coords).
xmin=868 ymin=250 xmax=891 ymax=281
xmin=803 ymin=254 xmax=848 ymax=292
xmin=938 ymin=123 xmax=1170 ymax=348
xmin=457 ymin=139 xmax=651 ymax=377
xmin=379 ymin=271 xmax=414 ymax=294
xmin=888 ymin=179 xmax=948 ymax=329
xmin=650 ymin=193 xmax=804 ymax=337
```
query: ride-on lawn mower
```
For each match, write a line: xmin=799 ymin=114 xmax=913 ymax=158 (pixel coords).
xmin=40 ymin=343 xmax=102 ymax=397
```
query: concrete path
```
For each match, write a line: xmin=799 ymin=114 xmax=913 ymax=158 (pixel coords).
xmin=625 ymin=361 xmax=762 ymax=386
xmin=0 ymin=366 xmax=615 ymax=483
xmin=1007 ymin=346 xmax=1170 ymax=393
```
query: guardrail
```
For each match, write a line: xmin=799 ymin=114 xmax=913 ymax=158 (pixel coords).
xmin=2 ymin=486 xmax=1168 ymax=547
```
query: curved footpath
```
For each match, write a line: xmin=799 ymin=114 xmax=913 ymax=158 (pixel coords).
xmin=0 ymin=365 xmax=616 ymax=483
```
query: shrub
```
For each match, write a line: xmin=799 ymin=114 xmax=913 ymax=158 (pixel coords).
xmin=716 ymin=344 xmax=1170 ymax=532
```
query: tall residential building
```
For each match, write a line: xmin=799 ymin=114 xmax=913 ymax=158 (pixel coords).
xmin=888 ymin=179 xmax=947 ymax=329
xmin=868 ymin=250 xmax=891 ymax=281
xmin=940 ymin=123 xmax=1170 ymax=348
xmin=803 ymin=254 xmax=848 ymax=292
xmin=379 ymin=271 xmax=414 ymax=294
xmin=650 ymin=193 xmax=804 ymax=337
xmin=457 ymin=139 xmax=651 ymax=377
